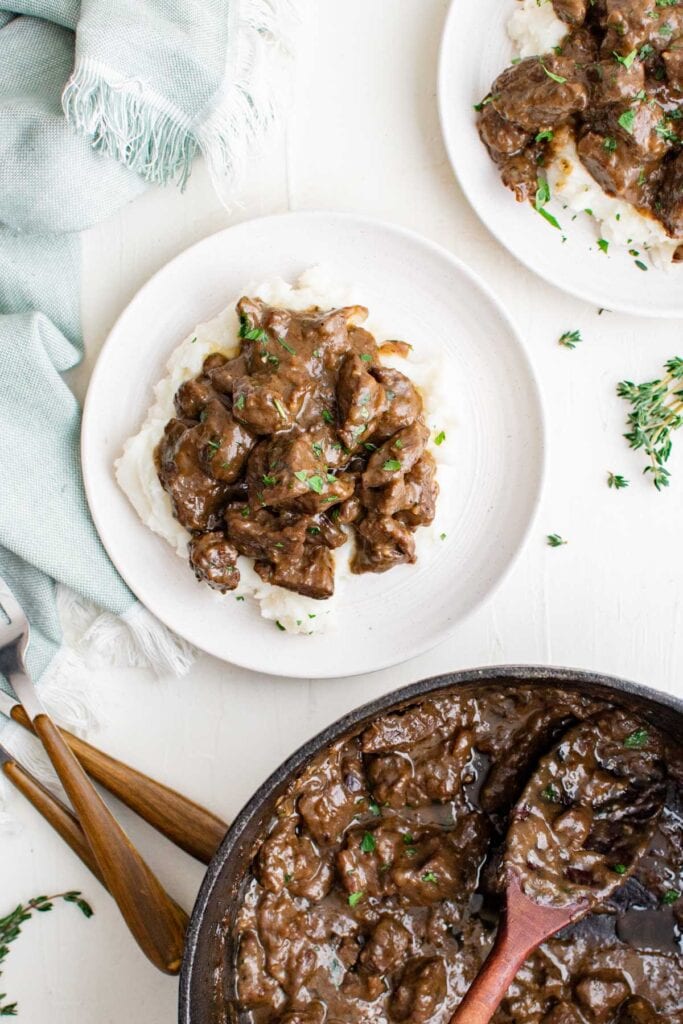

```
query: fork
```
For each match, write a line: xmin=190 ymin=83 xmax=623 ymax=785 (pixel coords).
xmin=0 ymin=576 xmax=188 ymax=974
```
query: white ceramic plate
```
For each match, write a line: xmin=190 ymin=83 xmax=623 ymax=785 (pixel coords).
xmin=82 ymin=212 xmax=544 ymax=678
xmin=438 ymin=0 xmax=683 ymax=318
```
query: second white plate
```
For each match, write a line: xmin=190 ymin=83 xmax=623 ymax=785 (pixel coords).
xmin=82 ymin=212 xmax=544 ymax=678
xmin=438 ymin=0 xmax=683 ymax=319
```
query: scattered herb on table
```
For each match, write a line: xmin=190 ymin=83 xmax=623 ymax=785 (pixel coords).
xmin=0 ymin=892 xmax=93 ymax=1017
xmin=559 ymin=329 xmax=582 ymax=349
xmin=617 ymin=356 xmax=683 ymax=490
xmin=547 ymin=534 xmax=567 ymax=547
xmin=607 ymin=472 xmax=629 ymax=489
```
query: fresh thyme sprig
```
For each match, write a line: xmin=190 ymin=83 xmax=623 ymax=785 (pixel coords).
xmin=0 ymin=892 xmax=93 ymax=1016
xmin=617 ymin=357 xmax=683 ymax=490
xmin=607 ymin=472 xmax=629 ymax=490
xmin=547 ymin=534 xmax=567 ymax=547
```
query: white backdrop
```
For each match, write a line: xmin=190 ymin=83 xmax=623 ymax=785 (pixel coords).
xmin=2 ymin=2 xmax=683 ymax=1021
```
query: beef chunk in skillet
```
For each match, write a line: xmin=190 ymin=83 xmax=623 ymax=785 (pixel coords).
xmin=275 ymin=1009 xmax=326 ymax=1024
xmin=389 ymin=957 xmax=448 ymax=1023
xmin=359 ymin=915 xmax=412 ymax=975
xmin=297 ymin=742 xmax=367 ymax=846
xmin=491 ymin=57 xmax=589 ymax=131
xmin=256 ymin=813 xmax=333 ymax=902
xmin=188 ymin=531 xmax=239 ymax=592
xmin=616 ymin=997 xmax=672 ymax=1022
xmin=541 ymin=1004 xmax=586 ymax=1024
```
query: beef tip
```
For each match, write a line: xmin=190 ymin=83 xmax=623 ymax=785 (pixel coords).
xmin=340 ymin=971 xmax=386 ymax=1002
xmin=275 ymin=1007 xmax=326 ymax=1024
xmin=389 ymin=957 xmax=447 ymax=1023
xmin=616 ymin=997 xmax=670 ymax=1023
xmin=248 ymin=434 xmax=354 ymax=513
xmin=336 ymin=353 xmax=387 ymax=449
xmin=174 ymin=375 xmax=222 ymax=419
xmin=361 ymin=700 xmax=448 ymax=753
xmin=337 ymin=493 xmax=362 ymax=524
xmin=367 ymin=730 xmax=475 ymax=808
xmin=577 ymin=132 xmax=650 ymax=201
xmin=591 ymin=59 xmax=645 ymax=104
xmin=195 ymin=399 xmax=255 ymax=483
xmin=663 ymin=43 xmax=683 ymax=91
xmin=499 ymin=149 xmax=542 ymax=203
xmin=236 ymin=930 xmax=285 ymax=1010
xmin=257 ymin=814 xmax=333 ymax=902
xmin=232 ymin=377 xmax=296 ymax=434
xmin=338 ymin=818 xmax=487 ymax=906
xmin=206 ymin=353 xmax=248 ymax=396
xmin=359 ymin=915 xmax=411 ymax=975
xmin=256 ymin=891 xmax=317 ymax=996
xmin=360 ymin=474 xmax=412 ymax=516
xmin=156 ymin=418 xmax=230 ymax=532
xmin=255 ymin=544 xmax=335 ymax=600
xmin=297 ymin=742 xmax=367 ymax=845
xmin=202 ymin=352 xmax=227 ymax=372
xmin=491 ymin=57 xmax=589 ymax=131
xmin=478 ymin=103 xmax=531 ymax=159
xmin=396 ymin=453 xmax=439 ymax=528
xmin=613 ymin=103 xmax=671 ymax=160
xmin=351 ymin=515 xmax=416 ymax=574
xmin=541 ymin=1003 xmax=586 ymax=1024
xmin=603 ymin=0 xmax=683 ymax=56
xmin=371 ymin=367 xmax=423 ymax=440
xmin=310 ymin=513 xmax=347 ymax=549
xmin=657 ymin=151 xmax=683 ymax=236
xmin=363 ymin=421 xmax=429 ymax=489
xmin=188 ymin=532 xmax=239 ymax=592
xmin=552 ymin=0 xmax=588 ymax=26
xmin=225 ymin=506 xmax=301 ymax=561
xmin=561 ymin=28 xmax=599 ymax=64
xmin=574 ymin=971 xmax=631 ymax=1022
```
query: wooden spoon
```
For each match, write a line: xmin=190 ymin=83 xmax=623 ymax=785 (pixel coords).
xmin=449 ymin=710 xmax=667 ymax=1024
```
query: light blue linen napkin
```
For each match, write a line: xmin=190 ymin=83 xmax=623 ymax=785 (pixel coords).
xmin=0 ymin=0 xmax=294 ymax=718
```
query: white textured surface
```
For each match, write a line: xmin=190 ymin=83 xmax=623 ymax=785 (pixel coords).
xmin=2 ymin=1 xmax=683 ymax=1021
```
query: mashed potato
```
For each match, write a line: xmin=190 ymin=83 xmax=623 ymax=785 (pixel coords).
xmin=507 ymin=1 xmax=679 ymax=267
xmin=116 ymin=267 xmax=457 ymax=635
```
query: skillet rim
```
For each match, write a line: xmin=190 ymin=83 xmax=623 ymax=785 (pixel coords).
xmin=178 ymin=662 xmax=683 ymax=1023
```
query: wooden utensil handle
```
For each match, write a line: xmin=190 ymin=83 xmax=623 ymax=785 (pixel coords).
xmin=1 ymin=759 xmax=106 ymax=887
xmin=33 ymin=713 xmax=188 ymax=975
xmin=10 ymin=704 xmax=227 ymax=864
xmin=448 ymin=924 xmax=529 ymax=1024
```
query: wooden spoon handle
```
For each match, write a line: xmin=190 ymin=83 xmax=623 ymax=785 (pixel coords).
xmin=448 ymin=922 xmax=531 ymax=1024
xmin=33 ymin=713 xmax=188 ymax=975
xmin=10 ymin=704 xmax=227 ymax=864
xmin=1 ymin=759 xmax=106 ymax=887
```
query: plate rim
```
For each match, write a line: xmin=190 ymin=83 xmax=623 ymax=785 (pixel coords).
xmin=437 ymin=0 xmax=683 ymax=320
xmin=81 ymin=209 xmax=547 ymax=678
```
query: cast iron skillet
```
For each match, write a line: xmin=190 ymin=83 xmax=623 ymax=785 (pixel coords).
xmin=178 ymin=664 xmax=683 ymax=1024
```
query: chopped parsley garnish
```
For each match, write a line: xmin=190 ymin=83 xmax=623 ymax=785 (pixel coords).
xmin=535 ymin=178 xmax=562 ymax=230
xmin=541 ymin=784 xmax=561 ymax=803
xmin=635 ymin=259 xmax=648 ymax=271
xmin=421 ymin=872 xmax=438 ymax=884
xmin=559 ymin=329 xmax=582 ymax=349
xmin=639 ymin=43 xmax=655 ymax=60
xmin=540 ymin=60 xmax=567 ymax=84
xmin=360 ymin=353 xmax=372 ymax=362
xmin=663 ymin=889 xmax=680 ymax=904
xmin=262 ymin=474 xmax=277 ymax=486
xmin=434 ymin=430 xmax=446 ymax=446
xmin=206 ymin=437 xmax=221 ymax=452
xmin=360 ymin=832 xmax=376 ymax=853
xmin=276 ymin=336 xmax=296 ymax=355
xmin=618 ymin=108 xmax=636 ymax=134
xmin=536 ymin=129 xmax=554 ymax=143
xmin=614 ymin=48 xmax=638 ymax=68
xmin=275 ymin=621 xmax=286 ymax=632
xmin=473 ymin=95 xmax=494 ymax=112
xmin=307 ymin=526 xmax=321 ymax=536
xmin=656 ymin=118 xmax=679 ymax=144
xmin=284 ymin=873 xmax=293 ymax=883
xmin=234 ymin=393 xmax=246 ymax=410
xmin=547 ymin=533 xmax=567 ymax=547
xmin=612 ymin=863 xmax=628 ymax=875
xmin=322 ymin=409 xmax=334 ymax=424
xmin=312 ymin=442 xmax=323 ymax=458
xmin=383 ymin=459 xmax=402 ymax=472
xmin=240 ymin=507 xmax=250 ymax=518
xmin=235 ymin=595 xmax=245 ymax=601
xmin=364 ymin=442 xmax=378 ymax=452
xmin=273 ymin=397 xmax=287 ymax=419
xmin=607 ymin=472 xmax=629 ymax=489
xmin=403 ymin=833 xmax=414 ymax=844
xmin=440 ymin=532 xmax=447 ymax=540
xmin=238 ymin=315 xmax=268 ymax=343
xmin=624 ymin=728 xmax=648 ymax=749
xmin=309 ymin=475 xmax=324 ymax=493
xmin=369 ymin=800 xmax=381 ymax=817
xmin=267 ymin=353 xmax=280 ymax=367
xmin=603 ymin=136 xmax=618 ymax=152
xmin=294 ymin=470 xmax=309 ymax=483
xmin=348 ymin=891 xmax=364 ymax=908
xmin=597 ymin=238 xmax=609 ymax=254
